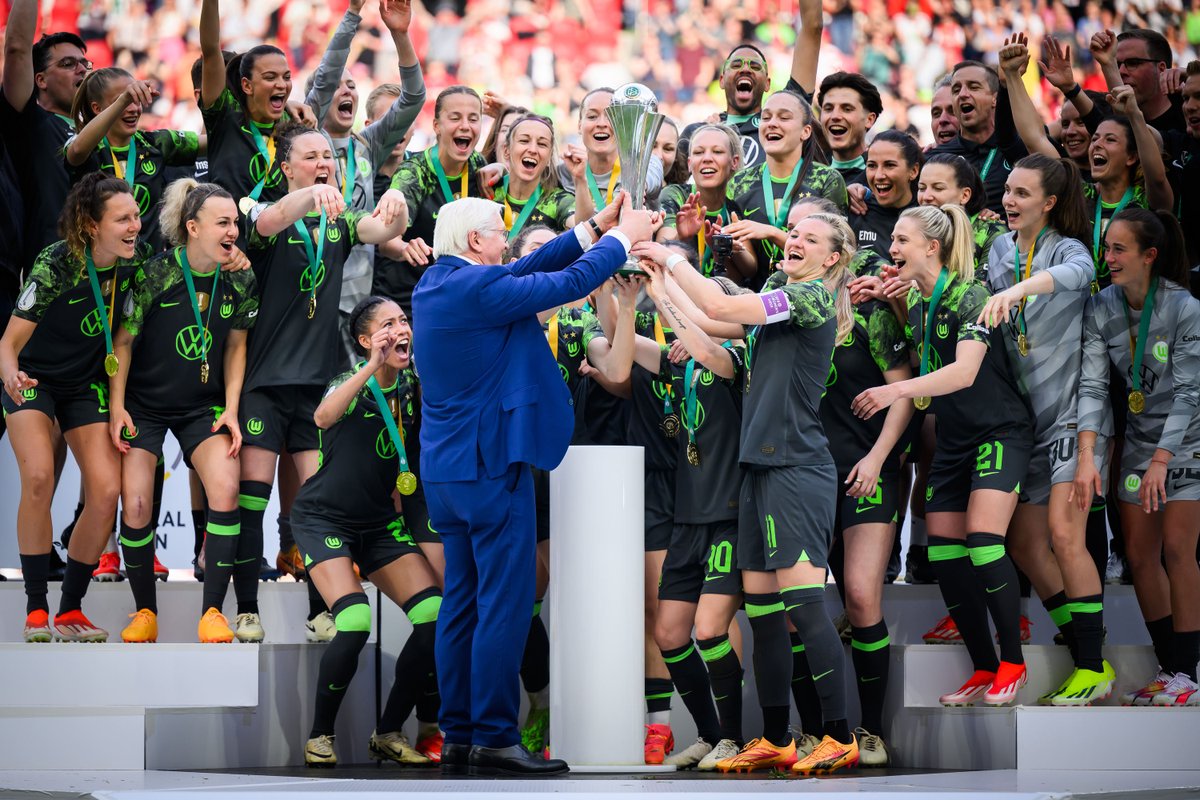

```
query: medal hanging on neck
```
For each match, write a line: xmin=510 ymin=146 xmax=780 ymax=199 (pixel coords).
xmin=683 ymin=358 xmax=702 ymax=466
xmin=367 ymin=374 xmax=416 ymax=495
xmin=239 ymin=122 xmax=276 ymax=215
xmin=914 ymin=268 xmax=951 ymax=411
xmin=1122 ymin=277 xmax=1158 ymax=415
xmin=745 ymin=324 xmax=760 ymax=392
xmin=501 ymin=176 xmax=542 ymax=241
xmin=760 ymin=159 xmax=803 ymax=264
xmin=653 ymin=315 xmax=680 ymax=438
xmin=585 ymin=162 xmax=620 ymax=209
xmin=105 ymin=135 xmax=137 ymax=188
xmin=293 ymin=210 xmax=328 ymax=319
xmin=178 ymin=247 xmax=220 ymax=384
xmin=428 ymin=145 xmax=469 ymax=205
xmin=1091 ymin=187 xmax=1134 ymax=296
xmin=1013 ymin=227 xmax=1048 ymax=357
xmin=85 ymin=248 xmax=121 ymax=377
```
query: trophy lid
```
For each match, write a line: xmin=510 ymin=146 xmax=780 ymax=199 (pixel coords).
xmin=610 ymin=83 xmax=659 ymax=112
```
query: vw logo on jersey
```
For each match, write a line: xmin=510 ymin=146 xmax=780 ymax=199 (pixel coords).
xmin=327 ymin=225 xmax=342 ymax=243
xmin=175 ymin=325 xmax=214 ymax=361
xmin=376 ymin=428 xmax=397 ymax=460
xmin=299 ymin=261 xmax=327 ymax=292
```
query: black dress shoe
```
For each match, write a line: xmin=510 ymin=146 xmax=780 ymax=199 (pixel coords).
xmin=440 ymin=742 xmax=471 ymax=775
xmin=469 ymin=744 xmax=568 ymax=776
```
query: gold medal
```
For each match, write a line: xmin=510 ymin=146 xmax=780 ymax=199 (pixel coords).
xmin=661 ymin=413 xmax=680 ymax=439
xmin=686 ymin=441 xmax=701 ymax=467
xmin=396 ymin=471 xmax=417 ymax=496
xmin=307 ymin=295 xmax=316 ymax=319
xmin=104 ymin=352 xmax=119 ymax=377
xmin=1128 ymin=390 xmax=1145 ymax=415
xmin=200 ymin=360 xmax=210 ymax=384
xmin=914 ymin=396 xmax=931 ymax=411
xmin=1017 ymin=333 xmax=1029 ymax=357
xmin=238 ymin=196 xmax=257 ymax=216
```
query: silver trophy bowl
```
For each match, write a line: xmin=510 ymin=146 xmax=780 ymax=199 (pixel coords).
xmin=606 ymin=83 xmax=666 ymax=274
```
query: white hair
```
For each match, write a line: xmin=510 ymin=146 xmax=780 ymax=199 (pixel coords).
xmin=432 ymin=197 xmax=504 ymax=259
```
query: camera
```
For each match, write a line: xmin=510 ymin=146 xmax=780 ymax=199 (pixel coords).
xmin=710 ymin=233 xmax=734 ymax=262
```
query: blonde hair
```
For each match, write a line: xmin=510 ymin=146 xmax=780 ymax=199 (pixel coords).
xmin=158 ymin=178 xmax=234 ymax=248
xmin=897 ymin=204 xmax=974 ymax=283
xmin=807 ymin=212 xmax=856 ymax=347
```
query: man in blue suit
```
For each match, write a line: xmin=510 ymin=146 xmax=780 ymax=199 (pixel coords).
xmin=413 ymin=192 xmax=658 ymax=776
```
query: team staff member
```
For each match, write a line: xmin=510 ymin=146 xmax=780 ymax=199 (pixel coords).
xmin=639 ymin=214 xmax=859 ymax=776
xmin=1076 ymin=209 xmax=1200 ymax=707
xmin=297 ymin=296 xmax=443 ymax=766
xmin=817 ymin=72 xmax=883 ymax=187
xmin=66 ymin=69 xmax=203 ymax=251
xmin=854 ymin=205 xmax=1032 ymax=708
xmin=1 ymin=173 xmax=149 ymax=643
xmin=849 ymin=131 xmax=921 ymax=262
xmin=107 ymin=180 xmax=256 ymax=644
xmin=237 ymin=125 xmax=410 ymax=643
xmin=494 ymin=116 xmax=576 ymax=237
xmin=658 ymin=124 xmax=742 ymax=278
xmin=722 ymin=91 xmax=848 ymax=290
xmin=978 ymin=152 xmax=1110 ymax=705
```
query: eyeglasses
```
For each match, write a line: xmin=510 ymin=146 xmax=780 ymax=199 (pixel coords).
xmin=52 ymin=56 xmax=92 ymax=71
xmin=1116 ymin=57 xmax=1158 ymax=70
xmin=725 ymin=57 xmax=766 ymax=73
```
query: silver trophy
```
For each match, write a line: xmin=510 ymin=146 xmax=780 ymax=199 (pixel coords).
xmin=606 ymin=83 xmax=665 ymax=275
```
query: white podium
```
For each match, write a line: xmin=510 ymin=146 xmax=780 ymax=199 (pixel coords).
xmin=548 ymin=446 xmax=673 ymax=772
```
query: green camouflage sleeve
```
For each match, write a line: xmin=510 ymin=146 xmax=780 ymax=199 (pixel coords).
xmin=763 ymin=270 xmax=787 ymax=291
xmin=323 ymin=368 xmax=359 ymax=419
xmin=245 ymin=203 xmax=278 ymax=251
xmin=580 ymin=310 xmax=605 ymax=349
xmin=230 ymin=270 xmax=260 ymax=330
xmin=344 ymin=210 xmax=369 ymax=248
xmin=659 ymin=184 xmax=689 ymax=230
xmin=954 ymin=282 xmax=992 ymax=346
xmin=121 ymin=255 xmax=175 ymax=337
xmin=389 ymin=158 xmax=425 ymax=223
xmin=812 ymin=165 xmax=849 ymax=215
xmin=866 ymin=303 xmax=909 ymax=373
xmin=14 ymin=243 xmax=73 ymax=323
xmin=150 ymin=129 xmax=201 ymax=166
xmin=199 ymin=87 xmax=240 ymax=127
xmin=552 ymin=189 xmax=576 ymax=229
xmin=781 ymin=280 xmax=836 ymax=329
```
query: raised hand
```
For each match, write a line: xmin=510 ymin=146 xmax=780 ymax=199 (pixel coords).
xmin=1038 ymin=35 xmax=1075 ymax=91
xmin=675 ymin=192 xmax=706 ymax=240
xmin=379 ymin=0 xmax=412 ymax=32
xmin=1106 ymin=84 xmax=1142 ymax=118
xmin=1090 ymin=29 xmax=1117 ymax=68
xmin=999 ymin=33 xmax=1030 ymax=77
xmin=311 ymin=184 xmax=347 ymax=219
xmin=593 ymin=188 xmax=627 ymax=234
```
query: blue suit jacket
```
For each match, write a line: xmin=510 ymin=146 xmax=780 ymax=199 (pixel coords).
xmin=413 ymin=229 xmax=628 ymax=482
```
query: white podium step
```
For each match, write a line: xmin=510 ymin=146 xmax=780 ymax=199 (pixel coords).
xmin=1017 ymin=705 xmax=1200 ymax=770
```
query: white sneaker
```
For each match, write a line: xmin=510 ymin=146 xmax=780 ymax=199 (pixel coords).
xmin=1151 ymin=672 xmax=1200 ymax=707
xmin=305 ymin=733 xmax=336 ymax=767
xmin=1121 ymin=670 xmax=1173 ymax=706
xmin=697 ymin=738 xmax=740 ymax=771
xmin=854 ymin=727 xmax=889 ymax=767
xmin=234 ymin=612 xmax=265 ymax=642
xmin=665 ymin=737 xmax=713 ymax=768
xmin=1104 ymin=552 xmax=1127 ymax=585
xmin=369 ymin=729 xmax=431 ymax=764
xmin=305 ymin=611 xmax=335 ymax=643
xmin=795 ymin=732 xmax=822 ymax=759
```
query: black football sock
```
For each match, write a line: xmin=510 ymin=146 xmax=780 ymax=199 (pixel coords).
xmin=311 ymin=593 xmax=371 ymax=737
xmin=234 ymin=481 xmax=269 ymax=615
xmin=20 ymin=553 xmax=50 ymax=614
xmin=850 ymin=620 xmax=890 ymax=735
xmin=119 ymin=521 xmax=156 ymax=613
xmin=57 ymin=556 xmax=96 ymax=615
xmin=645 ymin=677 xmax=673 ymax=719
xmin=1067 ymin=594 xmax=1104 ymax=672
xmin=1085 ymin=496 xmax=1109 ymax=585
xmin=379 ymin=589 xmax=441 ymax=733
xmin=1147 ymin=615 xmax=1174 ymax=672
xmin=521 ymin=600 xmax=550 ymax=694
xmin=745 ymin=592 xmax=793 ymax=746
xmin=929 ymin=536 xmax=998 ymax=673
xmin=277 ymin=513 xmax=294 ymax=551
xmin=789 ymin=632 xmax=824 ymax=737
xmin=1172 ymin=630 xmax=1199 ymax=682
xmin=307 ymin=578 xmax=327 ymax=621
xmin=782 ymin=585 xmax=848 ymax=740
xmin=967 ymin=533 xmax=1024 ymax=665
xmin=1043 ymin=590 xmax=1076 ymax=660
xmin=698 ymin=634 xmax=743 ymax=744
xmin=661 ymin=641 xmax=722 ymax=745
xmin=191 ymin=509 xmax=207 ymax=560
xmin=201 ymin=509 xmax=240 ymax=614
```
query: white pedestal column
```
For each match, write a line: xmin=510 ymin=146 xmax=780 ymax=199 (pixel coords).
xmin=548 ymin=446 xmax=672 ymax=772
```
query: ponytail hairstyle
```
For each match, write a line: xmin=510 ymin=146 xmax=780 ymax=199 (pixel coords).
xmin=1011 ymin=153 xmax=1090 ymax=242
xmin=225 ymin=45 xmax=289 ymax=110
xmin=1110 ymin=208 xmax=1190 ymax=288
xmin=59 ymin=171 xmax=134 ymax=266
xmin=898 ymin=204 xmax=976 ymax=284
xmin=922 ymin=153 xmax=986 ymax=217
xmin=159 ymin=178 xmax=234 ymax=248
xmin=503 ymin=114 xmax=562 ymax=193
xmin=434 ymin=85 xmax=482 ymax=119
xmin=70 ymin=67 xmax=133 ymax=132
xmin=504 ymin=224 xmax=556 ymax=263
xmin=348 ymin=295 xmax=392 ymax=357
xmin=481 ymin=103 xmax=529 ymax=163
xmin=868 ymin=129 xmax=924 ymax=201
xmin=806 ymin=212 xmax=857 ymax=346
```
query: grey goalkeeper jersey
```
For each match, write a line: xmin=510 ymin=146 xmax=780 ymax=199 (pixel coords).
xmin=988 ymin=230 xmax=1094 ymax=441
xmin=1079 ymin=280 xmax=1200 ymax=462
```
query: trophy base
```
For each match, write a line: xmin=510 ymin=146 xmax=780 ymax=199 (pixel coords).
xmin=615 ymin=257 xmax=646 ymax=277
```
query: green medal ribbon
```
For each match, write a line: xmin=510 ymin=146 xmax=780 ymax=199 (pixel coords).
xmin=104 ymin=135 xmax=137 ymax=186
xmin=84 ymin=247 xmax=117 ymax=368
xmin=745 ymin=324 xmax=760 ymax=390
xmin=427 ymin=145 xmax=468 ymax=205
xmin=246 ymin=121 xmax=275 ymax=204
xmin=584 ymin=164 xmax=620 ymax=210
xmin=341 ymin=137 xmax=357 ymax=207
xmin=683 ymin=358 xmax=703 ymax=445
xmin=919 ymin=268 xmax=951 ymax=379
xmin=979 ymin=147 xmax=999 ymax=182
xmin=1092 ymin=186 xmax=1134 ymax=276
xmin=501 ymin=176 xmax=543 ymax=241
xmin=1122 ymin=277 xmax=1158 ymax=400
xmin=761 ymin=160 xmax=803 ymax=230
xmin=293 ymin=211 xmax=328 ymax=317
xmin=366 ymin=373 xmax=412 ymax=477
xmin=177 ymin=247 xmax=220 ymax=369
xmin=698 ymin=206 xmax=731 ymax=276
xmin=1012 ymin=226 xmax=1049 ymax=343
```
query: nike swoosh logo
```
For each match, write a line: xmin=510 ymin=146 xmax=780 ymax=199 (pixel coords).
xmin=812 ymin=669 xmax=834 ymax=681
xmin=855 ymin=504 xmax=875 ymax=513
xmin=768 ymin=550 xmax=777 ymax=558
xmin=161 ymin=301 xmax=181 ymax=308
xmin=328 ymin=684 xmax=347 ymax=691
xmin=288 ymin=236 xmax=307 ymax=245
xmin=704 ymin=575 xmax=724 ymax=582
xmin=217 ymin=561 xmax=235 ymax=567
xmin=986 ymin=583 xmax=1009 ymax=594
xmin=68 ymin=296 xmax=87 ymax=304
xmin=235 ymin=557 xmax=257 ymax=565
xmin=978 ymin=470 xmax=1000 ymax=477
xmin=859 ymin=676 xmax=881 ymax=683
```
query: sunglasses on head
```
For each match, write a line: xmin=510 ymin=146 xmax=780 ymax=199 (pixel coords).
xmin=725 ymin=57 xmax=766 ymax=73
